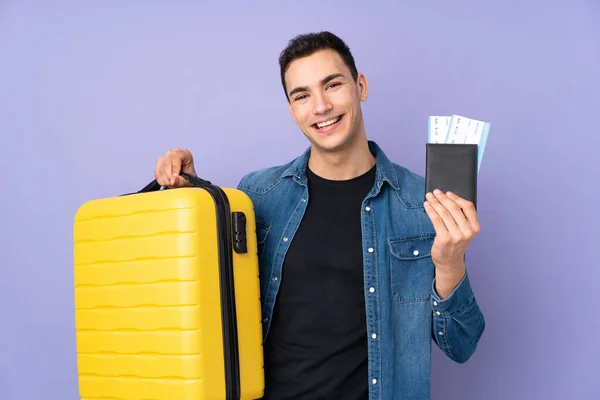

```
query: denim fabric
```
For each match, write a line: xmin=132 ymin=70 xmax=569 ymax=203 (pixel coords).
xmin=237 ymin=140 xmax=485 ymax=400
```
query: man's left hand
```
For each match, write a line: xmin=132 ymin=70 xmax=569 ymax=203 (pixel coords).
xmin=424 ymin=189 xmax=480 ymax=297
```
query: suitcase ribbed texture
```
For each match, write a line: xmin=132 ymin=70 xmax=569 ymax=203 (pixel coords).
xmin=73 ymin=187 xmax=264 ymax=400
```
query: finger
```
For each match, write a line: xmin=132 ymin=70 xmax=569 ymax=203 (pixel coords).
xmin=155 ymin=156 xmax=167 ymax=185
xmin=160 ymin=156 xmax=174 ymax=186
xmin=434 ymin=190 xmax=472 ymax=236
xmin=424 ymin=200 xmax=448 ymax=234
xmin=447 ymin=191 xmax=480 ymax=232
xmin=171 ymin=150 xmax=182 ymax=179
xmin=426 ymin=191 xmax=462 ymax=237
xmin=155 ymin=156 xmax=162 ymax=181
xmin=163 ymin=151 xmax=174 ymax=183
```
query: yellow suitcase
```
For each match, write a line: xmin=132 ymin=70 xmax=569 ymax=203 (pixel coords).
xmin=73 ymin=173 xmax=264 ymax=400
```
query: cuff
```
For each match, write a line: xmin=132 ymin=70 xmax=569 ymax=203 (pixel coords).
xmin=431 ymin=271 xmax=475 ymax=315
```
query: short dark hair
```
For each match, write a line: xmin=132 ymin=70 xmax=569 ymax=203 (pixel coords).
xmin=278 ymin=31 xmax=359 ymax=101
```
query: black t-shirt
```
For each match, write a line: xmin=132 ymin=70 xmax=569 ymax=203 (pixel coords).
xmin=262 ymin=164 xmax=376 ymax=400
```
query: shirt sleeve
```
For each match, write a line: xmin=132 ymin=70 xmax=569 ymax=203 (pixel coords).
xmin=430 ymin=271 xmax=485 ymax=363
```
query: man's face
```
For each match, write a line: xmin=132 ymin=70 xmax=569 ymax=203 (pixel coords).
xmin=284 ymin=49 xmax=368 ymax=153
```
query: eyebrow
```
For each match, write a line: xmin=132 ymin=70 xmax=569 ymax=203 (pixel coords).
xmin=288 ymin=73 xmax=346 ymax=98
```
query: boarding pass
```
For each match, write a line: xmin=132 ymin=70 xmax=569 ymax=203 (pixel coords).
xmin=428 ymin=115 xmax=491 ymax=172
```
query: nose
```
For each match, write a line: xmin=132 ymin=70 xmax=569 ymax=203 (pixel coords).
xmin=312 ymin=91 xmax=332 ymax=115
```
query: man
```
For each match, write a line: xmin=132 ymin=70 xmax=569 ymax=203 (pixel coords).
xmin=154 ymin=31 xmax=485 ymax=400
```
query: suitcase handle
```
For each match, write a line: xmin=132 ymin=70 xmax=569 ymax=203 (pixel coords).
xmin=179 ymin=172 xmax=213 ymax=187
xmin=137 ymin=172 xmax=213 ymax=193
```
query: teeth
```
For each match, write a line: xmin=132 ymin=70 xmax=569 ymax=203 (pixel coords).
xmin=316 ymin=116 xmax=340 ymax=128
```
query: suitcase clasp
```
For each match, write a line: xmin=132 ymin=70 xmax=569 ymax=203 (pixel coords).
xmin=232 ymin=212 xmax=248 ymax=254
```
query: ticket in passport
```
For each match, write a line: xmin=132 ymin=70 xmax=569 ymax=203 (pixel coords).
xmin=427 ymin=115 xmax=491 ymax=172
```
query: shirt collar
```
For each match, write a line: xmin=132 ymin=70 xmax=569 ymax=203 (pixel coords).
xmin=281 ymin=140 xmax=400 ymax=193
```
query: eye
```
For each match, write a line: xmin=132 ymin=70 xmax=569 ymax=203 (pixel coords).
xmin=294 ymin=94 xmax=308 ymax=101
xmin=327 ymin=82 xmax=341 ymax=89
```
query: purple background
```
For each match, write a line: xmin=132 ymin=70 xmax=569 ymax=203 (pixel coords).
xmin=1 ymin=1 xmax=598 ymax=399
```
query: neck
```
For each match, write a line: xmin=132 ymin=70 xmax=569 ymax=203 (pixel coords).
xmin=308 ymin=135 xmax=376 ymax=181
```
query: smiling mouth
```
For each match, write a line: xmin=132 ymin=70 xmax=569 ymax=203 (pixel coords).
xmin=312 ymin=115 xmax=343 ymax=131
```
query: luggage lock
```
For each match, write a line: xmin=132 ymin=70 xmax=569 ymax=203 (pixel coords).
xmin=231 ymin=212 xmax=248 ymax=254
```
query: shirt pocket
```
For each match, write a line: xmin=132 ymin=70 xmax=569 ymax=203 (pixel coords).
xmin=388 ymin=235 xmax=435 ymax=303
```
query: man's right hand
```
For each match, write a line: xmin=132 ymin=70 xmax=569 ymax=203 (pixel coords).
xmin=154 ymin=147 xmax=197 ymax=187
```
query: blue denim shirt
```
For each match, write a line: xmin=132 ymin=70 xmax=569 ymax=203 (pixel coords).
xmin=236 ymin=140 xmax=485 ymax=400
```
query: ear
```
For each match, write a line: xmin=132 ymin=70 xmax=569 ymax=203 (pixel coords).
xmin=356 ymin=72 xmax=369 ymax=102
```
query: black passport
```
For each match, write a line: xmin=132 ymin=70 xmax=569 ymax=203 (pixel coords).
xmin=425 ymin=143 xmax=478 ymax=209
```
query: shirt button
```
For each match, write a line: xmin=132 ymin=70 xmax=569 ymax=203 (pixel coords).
xmin=438 ymin=331 xmax=444 ymax=336
xmin=413 ymin=250 xmax=419 ymax=256
xmin=365 ymin=206 xmax=371 ymax=211
xmin=433 ymin=301 xmax=438 ymax=306
xmin=435 ymin=311 xmax=441 ymax=316
xmin=263 ymin=317 xmax=268 ymax=322
xmin=301 ymin=198 xmax=306 ymax=202
xmin=272 ymin=276 xmax=278 ymax=281
xmin=372 ymin=333 xmax=377 ymax=339
xmin=369 ymin=287 xmax=375 ymax=293
xmin=368 ymin=247 xmax=374 ymax=253
xmin=283 ymin=237 xmax=288 ymax=242
xmin=372 ymin=379 xmax=377 ymax=384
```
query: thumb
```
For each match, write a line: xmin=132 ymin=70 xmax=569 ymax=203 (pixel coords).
xmin=181 ymin=153 xmax=195 ymax=175
xmin=172 ymin=175 xmax=191 ymax=187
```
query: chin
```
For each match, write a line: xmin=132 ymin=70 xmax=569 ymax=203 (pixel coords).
xmin=309 ymin=132 xmax=353 ymax=153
